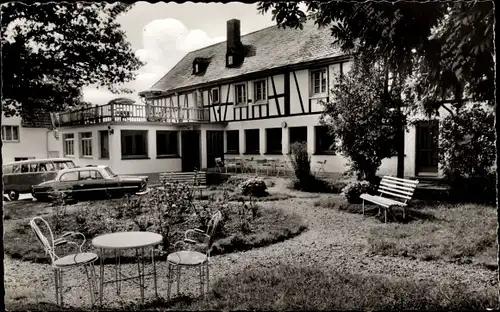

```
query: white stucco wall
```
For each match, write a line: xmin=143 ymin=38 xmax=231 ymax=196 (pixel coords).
xmin=1 ymin=114 xmax=58 ymax=164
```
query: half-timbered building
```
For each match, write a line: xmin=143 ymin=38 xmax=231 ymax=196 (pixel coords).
xmin=53 ymin=19 xmax=444 ymax=179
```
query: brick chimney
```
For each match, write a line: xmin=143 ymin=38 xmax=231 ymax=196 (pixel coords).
xmin=227 ymin=19 xmax=241 ymax=52
xmin=226 ymin=19 xmax=243 ymax=67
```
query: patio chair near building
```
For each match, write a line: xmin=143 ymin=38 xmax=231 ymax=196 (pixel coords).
xmin=314 ymin=160 xmax=327 ymax=177
xmin=29 ymin=217 xmax=99 ymax=307
xmin=166 ymin=211 xmax=222 ymax=300
xmin=215 ymin=157 xmax=224 ymax=172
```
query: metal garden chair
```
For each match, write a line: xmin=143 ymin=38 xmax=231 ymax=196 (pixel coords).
xmin=166 ymin=211 xmax=222 ymax=300
xmin=314 ymin=160 xmax=327 ymax=177
xmin=215 ymin=157 xmax=224 ymax=172
xmin=29 ymin=217 xmax=99 ymax=307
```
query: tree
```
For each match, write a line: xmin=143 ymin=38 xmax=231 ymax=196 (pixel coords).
xmin=258 ymin=1 xmax=494 ymax=177
xmin=257 ymin=1 xmax=493 ymax=107
xmin=319 ymin=58 xmax=413 ymax=183
xmin=1 ymin=2 xmax=144 ymax=119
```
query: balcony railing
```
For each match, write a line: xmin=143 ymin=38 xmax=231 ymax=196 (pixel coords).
xmin=58 ymin=103 xmax=209 ymax=126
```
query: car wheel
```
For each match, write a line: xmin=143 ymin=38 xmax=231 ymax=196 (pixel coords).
xmin=8 ymin=190 xmax=19 ymax=201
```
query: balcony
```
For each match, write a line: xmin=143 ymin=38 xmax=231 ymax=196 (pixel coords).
xmin=58 ymin=103 xmax=209 ymax=127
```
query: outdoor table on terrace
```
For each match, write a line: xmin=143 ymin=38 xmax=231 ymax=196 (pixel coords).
xmin=92 ymin=231 xmax=163 ymax=305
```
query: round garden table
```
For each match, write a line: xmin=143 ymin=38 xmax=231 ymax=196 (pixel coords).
xmin=92 ymin=231 xmax=163 ymax=305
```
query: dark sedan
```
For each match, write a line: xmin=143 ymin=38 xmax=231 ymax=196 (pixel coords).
xmin=31 ymin=165 xmax=149 ymax=201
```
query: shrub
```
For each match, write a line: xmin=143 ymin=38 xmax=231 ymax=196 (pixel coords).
xmin=239 ymin=178 xmax=268 ymax=197
xmin=288 ymin=177 xmax=348 ymax=194
xmin=341 ymin=180 xmax=376 ymax=203
xmin=290 ymin=141 xmax=313 ymax=185
xmin=438 ymin=105 xmax=496 ymax=204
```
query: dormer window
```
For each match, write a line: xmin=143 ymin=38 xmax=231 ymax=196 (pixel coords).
xmin=192 ymin=57 xmax=211 ymax=75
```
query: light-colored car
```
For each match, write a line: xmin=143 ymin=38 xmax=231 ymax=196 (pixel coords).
xmin=31 ymin=165 xmax=149 ymax=201
xmin=3 ymin=158 xmax=77 ymax=200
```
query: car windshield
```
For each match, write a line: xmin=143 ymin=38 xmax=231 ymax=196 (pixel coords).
xmin=105 ymin=167 xmax=117 ymax=177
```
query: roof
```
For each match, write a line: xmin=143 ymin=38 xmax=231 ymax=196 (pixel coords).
xmin=3 ymin=158 xmax=75 ymax=166
xmin=149 ymin=19 xmax=346 ymax=94
xmin=21 ymin=110 xmax=53 ymax=129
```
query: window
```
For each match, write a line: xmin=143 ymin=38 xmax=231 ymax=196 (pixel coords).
xmin=79 ymin=170 xmax=103 ymax=180
xmin=2 ymin=125 xmax=19 ymax=142
xmin=266 ymin=128 xmax=282 ymax=154
xmin=156 ymin=131 xmax=179 ymax=156
xmin=14 ymin=157 xmax=34 ymax=162
xmin=311 ymin=68 xmax=327 ymax=95
xmin=80 ymin=132 xmax=92 ymax=157
xmin=60 ymin=171 xmax=79 ymax=182
xmin=254 ymin=80 xmax=267 ymax=102
xmin=211 ymin=88 xmax=220 ymax=104
xmin=289 ymin=126 xmax=308 ymax=152
xmin=315 ymin=126 xmax=335 ymax=154
xmin=226 ymin=130 xmax=239 ymax=154
xmin=121 ymin=130 xmax=148 ymax=158
xmin=234 ymin=83 xmax=247 ymax=105
xmin=245 ymin=129 xmax=260 ymax=154
xmin=99 ymin=131 xmax=109 ymax=159
xmin=63 ymin=133 xmax=75 ymax=156
xmin=227 ymin=55 xmax=233 ymax=66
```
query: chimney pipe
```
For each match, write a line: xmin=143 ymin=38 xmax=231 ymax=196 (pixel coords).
xmin=226 ymin=19 xmax=241 ymax=51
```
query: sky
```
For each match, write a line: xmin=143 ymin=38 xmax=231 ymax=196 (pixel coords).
xmin=81 ymin=2 xmax=278 ymax=105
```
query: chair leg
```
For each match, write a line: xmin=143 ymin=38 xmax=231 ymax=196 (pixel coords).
xmin=206 ymin=262 xmax=210 ymax=293
xmin=84 ymin=265 xmax=95 ymax=306
xmin=362 ymin=199 xmax=365 ymax=216
xmin=59 ymin=269 xmax=64 ymax=306
xmin=54 ymin=269 xmax=60 ymax=306
xmin=199 ymin=265 xmax=204 ymax=297
xmin=177 ymin=266 xmax=181 ymax=295
xmin=167 ymin=263 xmax=172 ymax=301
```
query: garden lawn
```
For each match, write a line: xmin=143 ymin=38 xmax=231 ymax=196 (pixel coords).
xmin=367 ymin=203 xmax=497 ymax=268
xmin=4 ymin=197 xmax=307 ymax=264
xmin=314 ymin=196 xmax=498 ymax=269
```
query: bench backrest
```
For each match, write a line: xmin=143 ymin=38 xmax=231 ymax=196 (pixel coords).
xmin=377 ymin=176 xmax=419 ymax=204
xmin=159 ymin=171 xmax=207 ymax=186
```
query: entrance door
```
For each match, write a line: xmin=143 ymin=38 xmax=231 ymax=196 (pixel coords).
xmin=415 ymin=121 xmax=439 ymax=176
xmin=181 ymin=131 xmax=201 ymax=171
xmin=206 ymin=131 xmax=224 ymax=169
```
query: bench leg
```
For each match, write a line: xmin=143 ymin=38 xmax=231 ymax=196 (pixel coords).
xmin=384 ymin=208 xmax=387 ymax=224
xmin=362 ymin=199 xmax=365 ymax=216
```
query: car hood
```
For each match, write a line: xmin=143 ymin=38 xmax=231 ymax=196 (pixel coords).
xmin=117 ymin=175 xmax=148 ymax=182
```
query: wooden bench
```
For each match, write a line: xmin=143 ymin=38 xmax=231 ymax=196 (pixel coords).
xmin=159 ymin=171 xmax=207 ymax=196
xmin=360 ymin=176 xmax=419 ymax=223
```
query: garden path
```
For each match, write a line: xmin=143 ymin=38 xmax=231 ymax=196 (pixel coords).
xmin=4 ymin=178 xmax=497 ymax=309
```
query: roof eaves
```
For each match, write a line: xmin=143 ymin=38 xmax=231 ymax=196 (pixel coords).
xmin=158 ymin=54 xmax=352 ymax=96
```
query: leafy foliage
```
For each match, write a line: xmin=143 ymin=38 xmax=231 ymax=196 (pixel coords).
xmin=290 ymin=141 xmax=312 ymax=186
xmin=1 ymin=2 xmax=144 ymax=118
xmin=341 ymin=181 xmax=376 ymax=204
xmin=239 ymin=178 xmax=268 ymax=197
xmin=320 ymin=58 xmax=410 ymax=183
xmin=438 ymin=105 xmax=496 ymax=204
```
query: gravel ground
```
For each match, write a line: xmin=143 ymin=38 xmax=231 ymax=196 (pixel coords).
xmin=4 ymin=178 xmax=497 ymax=310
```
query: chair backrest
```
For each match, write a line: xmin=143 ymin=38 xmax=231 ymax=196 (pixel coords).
xmin=29 ymin=217 xmax=58 ymax=263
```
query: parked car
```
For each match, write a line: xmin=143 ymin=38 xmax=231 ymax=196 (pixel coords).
xmin=3 ymin=158 xmax=77 ymax=200
xmin=31 ymin=165 xmax=149 ymax=201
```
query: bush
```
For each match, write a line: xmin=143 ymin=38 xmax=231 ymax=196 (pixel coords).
xmin=439 ymin=105 xmax=496 ymax=204
xmin=239 ymin=178 xmax=268 ymax=197
xmin=290 ymin=141 xmax=312 ymax=184
xmin=288 ymin=177 xmax=347 ymax=193
xmin=341 ymin=180 xmax=377 ymax=203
